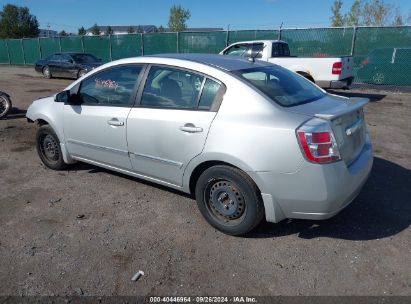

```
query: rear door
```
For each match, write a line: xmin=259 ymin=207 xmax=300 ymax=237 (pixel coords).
xmin=60 ymin=54 xmax=77 ymax=78
xmin=48 ymin=54 xmax=62 ymax=76
xmin=63 ymin=64 xmax=144 ymax=170
xmin=127 ymin=65 xmax=225 ymax=186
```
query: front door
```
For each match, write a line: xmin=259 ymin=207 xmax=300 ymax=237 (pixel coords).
xmin=127 ymin=65 xmax=225 ymax=186
xmin=63 ymin=64 xmax=144 ymax=170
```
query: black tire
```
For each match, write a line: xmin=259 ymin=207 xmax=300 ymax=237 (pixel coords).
xmin=77 ymin=69 xmax=86 ymax=79
xmin=42 ymin=66 xmax=52 ymax=79
xmin=195 ymin=165 xmax=265 ymax=236
xmin=0 ymin=93 xmax=12 ymax=119
xmin=36 ymin=125 xmax=67 ymax=170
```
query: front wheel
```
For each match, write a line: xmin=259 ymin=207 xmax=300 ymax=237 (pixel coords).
xmin=43 ymin=66 xmax=52 ymax=79
xmin=0 ymin=93 xmax=12 ymax=119
xmin=195 ymin=165 xmax=265 ymax=236
xmin=36 ymin=125 xmax=67 ymax=170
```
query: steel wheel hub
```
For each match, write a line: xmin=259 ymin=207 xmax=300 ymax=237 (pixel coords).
xmin=209 ymin=180 xmax=245 ymax=220
xmin=42 ymin=135 xmax=58 ymax=160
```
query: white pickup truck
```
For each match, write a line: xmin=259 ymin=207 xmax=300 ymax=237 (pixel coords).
xmin=220 ymin=40 xmax=354 ymax=89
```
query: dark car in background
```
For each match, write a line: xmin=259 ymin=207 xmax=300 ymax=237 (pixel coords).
xmin=35 ymin=53 xmax=102 ymax=79
xmin=356 ymin=47 xmax=411 ymax=85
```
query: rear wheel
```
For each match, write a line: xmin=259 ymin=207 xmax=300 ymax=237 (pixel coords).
xmin=195 ymin=165 xmax=264 ymax=236
xmin=42 ymin=66 xmax=52 ymax=79
xmin=0 ymin=93 xmax=12 ymax=119
xmin=36 ymin=125 xmax=67 ymax=170
xmin=77 ymin=69 xmax=86 ymax=78
xmin=372 ymin=71 xmax=385 ymax=84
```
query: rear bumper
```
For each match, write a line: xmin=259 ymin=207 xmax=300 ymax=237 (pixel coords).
xmin=317 ymin=76 xmax=354 ymax=89
xmin=251 ymin=137 xmax=373 ymax=223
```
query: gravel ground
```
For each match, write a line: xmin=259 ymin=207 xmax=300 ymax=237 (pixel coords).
xmin=0 ymin=66 xmax=410 ymax=296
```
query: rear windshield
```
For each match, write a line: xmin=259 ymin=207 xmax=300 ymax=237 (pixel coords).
xmin=232 ymin=66 xmax=325 ymax=107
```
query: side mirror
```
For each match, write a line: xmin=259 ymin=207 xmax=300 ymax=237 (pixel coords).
xmin=55 ymin=90 xmax=69 ymax=103
xmin=55 ymin=90 xmax=81 ymax=105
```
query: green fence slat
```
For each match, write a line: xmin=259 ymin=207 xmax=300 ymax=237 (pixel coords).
xmin=1 ymin=27 xmax=411 ymax=85
xmin=39 ymin=37 xmax=60 ymax=59
xmin=83 ymin=35 xmax=111 ymax=63
xmin=0 ymin=40 xmax=9 ymax=64
xmin=353 ymin=26 xmax=411 ymax=85
xmin=143 ymin=32 xmax=177 ymax=55
xmin=22 ymin=38 xmax=41 ymax=64
xmin=280 ymin=27 xmax=354 ymax=57
xmin=60 ymin=36 xmax=83 ymax=53
xmin=228 ymin=30 xmax=279 ymax=45
xmin=179 ymin=31 xmax=227 ymax=53
xmin=7 ymin=39 xmax=24 ymax=64
xmin=111 ymin=34 xmax=142 ymax=60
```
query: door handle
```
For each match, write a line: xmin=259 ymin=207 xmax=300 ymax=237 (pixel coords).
xmin=180 ymin=123 xmax=203 ymax=133
xmin=107 ymin=118 xmax=124 ymax=126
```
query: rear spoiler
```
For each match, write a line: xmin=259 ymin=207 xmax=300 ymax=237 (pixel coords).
xmin=315 ymin=97 xmax=369 ymax=120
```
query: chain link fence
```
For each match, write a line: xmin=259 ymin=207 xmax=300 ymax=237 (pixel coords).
xmin=0 ymin=26 xmax=410 ymax=85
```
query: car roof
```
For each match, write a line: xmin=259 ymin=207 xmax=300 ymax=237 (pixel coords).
xmin=145 ymin=53 xmax=273 ymax=71
xmin=228 ymin=40 xmax=287 ymax=45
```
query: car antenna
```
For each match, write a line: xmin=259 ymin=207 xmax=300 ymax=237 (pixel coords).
xmin=248 ymin=44 xmax=266 ymax=63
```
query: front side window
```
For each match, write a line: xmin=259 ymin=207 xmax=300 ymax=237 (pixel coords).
xmin=141 ymin=66 xmax=204 ymax=109
xmin=78 ymin=65 xmax=142 ymax=106
xmin=233 ymin=66 xmax=325 ymax=107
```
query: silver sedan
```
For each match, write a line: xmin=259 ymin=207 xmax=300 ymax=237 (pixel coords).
xmin=26 ymin=54 xmax=373 ymax=236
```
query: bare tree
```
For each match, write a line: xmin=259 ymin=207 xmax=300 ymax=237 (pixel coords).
xmin=345 ymin=0 xmax=361 ymax=26
xmin=330 ymin=0 xmax=344 ymax=27
xmin=362 ymin=0 xmax=393 ymax=26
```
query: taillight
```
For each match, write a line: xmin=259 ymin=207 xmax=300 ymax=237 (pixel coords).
xmin=332 ymin=62 xmax=342 ymax=74
xmin=362 ymin=58 xmax=369 ymax=65
xmin=296 ymin=119 xmax=341 ymax=164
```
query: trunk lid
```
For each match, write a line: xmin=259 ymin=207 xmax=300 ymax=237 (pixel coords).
xmin=288 ymin=94 xmax=368 ymax=165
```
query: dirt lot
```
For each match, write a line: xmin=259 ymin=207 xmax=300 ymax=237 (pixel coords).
xmin=0 ymin=66 xmax=410 ymax=297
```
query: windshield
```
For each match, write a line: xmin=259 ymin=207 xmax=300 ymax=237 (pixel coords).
xmin=72 ymin=54 xmax=99 ymax=63
xmin=232 ymin=66 xmax=325 ymax=107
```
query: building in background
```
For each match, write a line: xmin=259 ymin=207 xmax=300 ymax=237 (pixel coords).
xmin=86 ymin=25 xmax=157 ymax=35
xmin=38 ymin=29 xmax=58 ymax=37
xmin=85 ymin=25 xmax=224 ymax=35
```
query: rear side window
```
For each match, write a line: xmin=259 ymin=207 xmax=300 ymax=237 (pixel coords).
xmin=141 ymin=66 xmax=204 ymax=109
xmin=78 ymin=65 xmax=142 ymax=106
xmin=50 ymin=54 xmax=61 ymax=61
xmin=233 ymin=66 xmax=325 ymax=107
xmin=198 ymin=79 xmax=223 ymax=110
